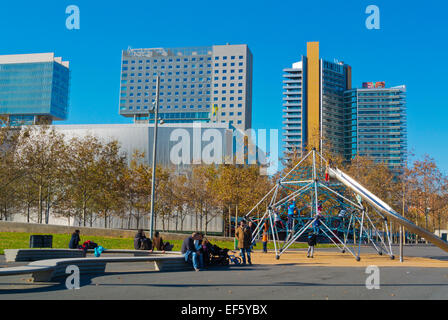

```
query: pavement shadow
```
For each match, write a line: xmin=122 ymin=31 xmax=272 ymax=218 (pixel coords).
xmin=96 ymin=281 xmax=448 ymax=289
xmin=0 ymin=275 xmax=95 ymax=295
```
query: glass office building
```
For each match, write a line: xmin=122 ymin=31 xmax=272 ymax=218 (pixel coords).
xmin=119 ymin=44 xmax=253 ymax=130
xmin=0 ymin=53 xmax=70 ymax=126
xmin=344 ymin=83 xmax=407 ymax=172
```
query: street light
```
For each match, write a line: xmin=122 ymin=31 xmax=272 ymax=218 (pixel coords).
xmin=149 ymin=76 xmax=161 ymax=239
xmin=425 ymin=207 xmax=431 ymax=244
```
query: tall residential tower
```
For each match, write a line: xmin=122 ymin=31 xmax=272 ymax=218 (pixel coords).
xmin=282 ymin=42 xmax=352 ymax=157
xmin=344 ymin=83 xmax=407 ymax=172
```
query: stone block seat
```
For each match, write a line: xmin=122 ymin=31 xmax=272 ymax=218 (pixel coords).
xmin=0 ymin=251 xmax=191 ymax=282
xmin=4 ymin=248 xmax=176 ymax=262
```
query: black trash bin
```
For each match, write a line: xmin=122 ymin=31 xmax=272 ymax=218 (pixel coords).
xmin=29 ymin=235 xmax=53 ymax=248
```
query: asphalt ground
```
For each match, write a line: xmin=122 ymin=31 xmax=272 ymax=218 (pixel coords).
xmin=0 ymin=245 xmax=447 ymax=300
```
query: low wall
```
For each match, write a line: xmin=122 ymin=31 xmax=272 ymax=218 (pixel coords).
xmin=0 ymin=221 xmax=233 ymax=242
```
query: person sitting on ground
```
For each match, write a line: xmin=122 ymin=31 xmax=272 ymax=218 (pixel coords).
xmin=69 ymin=230 xmax=81 ymax=249
xmin=151 ymin=231 xmax=173 ymax=253
xmin=134 ymin=229 xmax=152 ymax=250
xmin=307 ymin=232 xmax=317 ymax=258
xmin=181 ymin=232 xmax=204 ymax=271
xmin=235 ymin=220 xmax=253 ymax=265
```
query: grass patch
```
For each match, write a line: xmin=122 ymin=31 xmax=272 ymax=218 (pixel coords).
xmin=0 ymin=232 xmax=335 ymax=255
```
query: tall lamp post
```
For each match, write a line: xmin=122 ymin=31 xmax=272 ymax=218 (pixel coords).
xmin=149 ymin=76 xmax=160 ymax=238
xmin=425 ymin=207 xmax=431 ymax=244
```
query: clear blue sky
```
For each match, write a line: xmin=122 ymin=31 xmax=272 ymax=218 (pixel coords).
xmin=1 ymin=0 xmax=447 ymax=172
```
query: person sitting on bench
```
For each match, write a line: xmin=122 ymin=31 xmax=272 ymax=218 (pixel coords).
xmin=134 ymin=229 xmax=152 ymax=250
xmin=69 ymin=230 xmax=81 ymax=249
xmin=181 ymin=232 xmax=204 ymax=271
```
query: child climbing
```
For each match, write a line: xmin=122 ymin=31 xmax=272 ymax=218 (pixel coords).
xmin=287 ymin=201 xmax=296 ymax=233
xmin=325 ymin=160 xmax=330 ymax=183
xmin=313 ymin=204 xmax=323 ymax=234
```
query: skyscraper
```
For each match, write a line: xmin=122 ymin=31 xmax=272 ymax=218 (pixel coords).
xmin=282 ymin=42 xmax=351 ymax=157
xmin=0 ymin=53 xmax=70 ymax=126
xmin=344 ymin=83 xmax=407 ymax=172
xmin=119 ymin=44 xmax=253 ymax=130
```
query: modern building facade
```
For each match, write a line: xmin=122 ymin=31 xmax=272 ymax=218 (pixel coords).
xmin=119 ymin=44 xmax=253 ymax=130
xmin=344 ymin=83 xmax=407 ymax=172
xmin=0 ymin=53 xmax=70 ymax=126
xmin=282 ymin=42 xmax=352 ymax=157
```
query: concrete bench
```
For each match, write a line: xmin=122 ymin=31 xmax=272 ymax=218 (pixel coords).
xmin=4 ymin=249 xmax=85 ymax=262
xmin=4 ymin=248 xmax=180 ymax=262
xmin=0 ymin=254 xmax=191 ymax=282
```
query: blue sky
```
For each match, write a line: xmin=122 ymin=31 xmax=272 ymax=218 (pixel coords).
xmin=1 ymin=0 xmax=447 ymax=172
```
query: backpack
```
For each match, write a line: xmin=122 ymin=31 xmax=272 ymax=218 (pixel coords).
xmin=82 ymin=240 xmax=98 ymax=249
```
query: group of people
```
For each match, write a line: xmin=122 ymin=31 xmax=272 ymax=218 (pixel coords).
xmin=181 ymin=232 xmax=218 ymax=271
xmin=134 ymin=229 xmax=173 ymax=252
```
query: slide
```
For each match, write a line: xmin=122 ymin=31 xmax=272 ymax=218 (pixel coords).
xmin=328 ymin=167 xmax=448 ymax=253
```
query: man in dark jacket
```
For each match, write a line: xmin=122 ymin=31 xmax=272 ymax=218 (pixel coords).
xmin=134 ymin=229 xmax=152 ymax=250
xmin=69 ymin=230 xmax=81 ymax=249
xmin=181 ymin=232 xmax=203 ymax=271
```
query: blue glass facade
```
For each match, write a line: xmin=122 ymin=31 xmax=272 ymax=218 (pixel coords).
xmin=0 ymin=59 xmax=69 ymax=124
xmin=344 ymin=86 xmax=407 ymax=172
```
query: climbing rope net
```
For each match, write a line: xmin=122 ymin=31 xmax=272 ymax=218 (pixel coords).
xmin=245 ymin=149 xmax=396 ymax=261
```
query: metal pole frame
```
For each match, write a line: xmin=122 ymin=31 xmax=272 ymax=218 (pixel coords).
xmin=277 ymin=218 xmax=316 ymax=257
xmin=351 ymin=211 xmax=383 ymax=256
xmin=364 ymin=211 xmax=393 ymax=257
xmin=280 ymin=149 xmax=314 ymax=183
xmin=320 ymin=219 xmax=358 ymax=259
xmin=271 ymin=182 xmax=313 ymax=209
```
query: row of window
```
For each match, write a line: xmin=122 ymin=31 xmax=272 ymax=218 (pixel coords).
xmin=123 ymin=55 xmax=245 ymax=65
xmin=215 ymin=56 xmax=244 ymax=60
xmin=122 ymin=84 xmax=210 ymax=90
xmin=213 ymin=96 xmax=244 ymax=101
xmin=214 ymin=69 xmax=244 ymax=74
xmin=124 ymin=72 xmax=211 ymax=77
xmin=123 ymin=57 xmax=212 ymax=64
xmin=122 ymin=105 xmax=209 ymax=111
xmin=221 ymin=112 xmax=242 ymax=116
xmin=214 ymin=62 xmax=244 ymax=67
xmin=123 ymin=64 xmax=212 ymax=71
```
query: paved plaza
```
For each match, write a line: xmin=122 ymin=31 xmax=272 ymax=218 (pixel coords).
xmin=0 ymin=246 xmax=447 ymax=300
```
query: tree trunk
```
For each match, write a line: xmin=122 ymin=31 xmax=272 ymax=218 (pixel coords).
xmin=38 ymin=184 xmax=42 ymax=224
xmin=205 ymin=209 xmax=208 ymax=236
xmin=228 ymin=206 xmax=232 ymax=237
xmin=45 ymin=191 xmax=51 ymax=224
xmin=83 ymin=197 xmax=87 ymax=227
